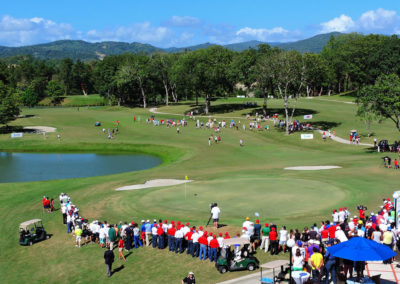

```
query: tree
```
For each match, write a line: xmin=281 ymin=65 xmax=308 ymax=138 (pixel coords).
xmin=263 ymin=50 xmax=304 ymax=135
xmin=46 ymin=80 xmax=64 ymax=105
xmin=151 ymin=53 xmax=172 ymax=105
xmin=0 ymin=81 xmax=20 ymax=126
xmin=358 ymin=74 xmax=400 ymax=132
xmin=356 ymin=106 xmax=382 ymax=137
xmin=59 ymin=58 xmax=74 ymax=95
xmin=20 ymin=87 xmax=40 ymax=107
xmin=303 ymin=53 xmax=329 ymax=97
xmin=116 ymin=54 xmax=151 ymax=108
xmin=192 ymin=46 xmax=234 ymax=114
xmin=92 ymin=55 xmax=120 ymax=106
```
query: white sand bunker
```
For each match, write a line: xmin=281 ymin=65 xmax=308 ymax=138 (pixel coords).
xmin=115 ymin=179 xmax=192 ymax=191
xmin=24 ymin=126 xmax=57 ymax=133
xmin=284 ymin=166 xmax=342 ymax=171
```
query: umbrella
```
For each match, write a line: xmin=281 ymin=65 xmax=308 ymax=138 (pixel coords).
xmin=327 ymin=237 xmax=396 ymax=261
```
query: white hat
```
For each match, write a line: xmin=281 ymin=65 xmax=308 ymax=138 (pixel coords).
xmin=153 ymin=219 xmax=157 ymax=222
xmin=189 ymin=272 xmax=194 ymax=275
xmin=146 ymin=219 xmax=150 ymax=222
xmin=354 ymin=216 xmax=357 ymax=218
xmin=371 ymin=212 xmax=375 ymax=216
xmin=141 ymin=220 xmax=145 ymax=223
xmin=336 ymin=226 xmax=340 ymax=230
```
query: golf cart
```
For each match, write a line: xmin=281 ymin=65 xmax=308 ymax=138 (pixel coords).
xmin=19 ymin=219 xmax=49 ymax=246
xmin=216 ymin=237 xmax=259 ymax=274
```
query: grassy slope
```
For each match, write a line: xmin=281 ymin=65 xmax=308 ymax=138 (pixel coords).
xmin=0 ymin=98 xmax=398 ymax=283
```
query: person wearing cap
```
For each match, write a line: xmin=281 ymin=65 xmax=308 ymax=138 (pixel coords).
xmin=175 ymin=225 xmax=184 ymax=254
xmin=198 ymin=226 xmax=204 ymax=237
xmin=151 ymin=223 xmax=158 ymax=248
xmin=191 ymin=229 xmax=200 ymax=258
xmin=278 ymin=225 xmax=288 ymax=254
xmin=74 ymin=225 xmax=83 ymax=248
xmin=133 ymin=223 xmax=142 ymax=248
xmin=335 ymin=226 xmax=348 ymax=243
xmin=104 ymin=246 xmax=115 ymax=277
xmin=162 ymin=220 xmax=169 ymax=246
xmin=157 ymin=223 xmax=165 ymax=249
xmin=209 ymin=235 xmax=220 ymax=262
xmin=167 ymin=224 xmax=177 ymax=252
xmin=241 ymin=227 xmax=250 ymax=241
xmin=260 ymin=223 xmax=270 ymax=252
xmin=269 ymin=227 xmax=278 ymax=255
xmin=185 ymin=227 xmax=194 ymax=255
xmin=198 ymin=232 xmax=208 ymax=260
xmin=124 ymin=224 xmax=133 ymax=251
xmin=383 ymin=226 xmax=394 ymax=264
xmin=253 ymin=219 xmax=261 ymax=251
xmin=332 ymin=209 xmax=339 ymax=223
xmin=217 ymin=232 xmax=224 ymax=249
xmin=211 ymin=203 xmax=221 ymax=228
xmin=338 ymin=208 xmax=345 ymax=223
xmin=108 ymin=224 xmax=117 ymax=250
xmin=144 ymin=220 xmax=152 ymax=246
xmin=181 ymin=272 xmax=195 ymax=284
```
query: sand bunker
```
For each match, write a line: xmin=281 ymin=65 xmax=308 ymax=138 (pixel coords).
xmin=24 ymin=126 xmax=57 ymax=133
xmin=284 ymin=166 xmax=342 ymax=171
xmin=115 ymin=179 xmax=192 ymax=191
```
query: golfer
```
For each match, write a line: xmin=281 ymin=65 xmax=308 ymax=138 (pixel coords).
xmin=211 ymin=203 xmax=221 ymax=228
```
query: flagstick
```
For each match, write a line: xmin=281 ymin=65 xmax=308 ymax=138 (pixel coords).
xmin=185 ymin=181 xmax=187 ymax=200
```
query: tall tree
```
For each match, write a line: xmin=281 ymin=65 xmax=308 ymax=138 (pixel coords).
xmin=0 ymin=81 xmax=20 ymax=126
xmin=358 ymin=74 xmax=400 ymax=132
xmin=151 ymin=53 xmax=172 ymax=105
xmin=92 ymin=55 xmax=120 ymax=106
xmin=46 ymin=80 xmax=64 ymax=105
xmin=263 ymin=50 xmax=304 ymax=135
xmin=59 ymin=58 xmax=74 ymax=95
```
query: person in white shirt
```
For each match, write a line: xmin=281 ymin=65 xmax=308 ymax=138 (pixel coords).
xmin=279 ymin=226 xmax=288 ymax=253
xmin=182 ymin=223 xmax=190 ymax=236
xmin=335 ymin=227 xmax=348 ymax=242
xmin=162 ymin=220 xmax=169 ymax=233
xmin=198 ymin=226 xmax=204 ymax=237
xmin=241 ymin=228 xmax=250 ymax=241
xmin=242 ymin=217 xmax=254 ymax=236
xmin=210 ymin=203 xmax=221 ymax=228
xmin=217 ymin=233 xmax=224 ymax=248
xmin=191 ymin=230 xmax=200 ymax=257
xmin=349 ymin=219 xmax=355 ymax=231
xmin=99 ymin=225 xmax=106 ymax=248
xmin=174 ymin=227 xmax=184 ymax=253
xmin=332 ymin=210 xmax=339 ymax=223
xmin=151 ymin=225 xmax=158 ymax=248
xmin=338 ymin=208 xmax=345 ymax=223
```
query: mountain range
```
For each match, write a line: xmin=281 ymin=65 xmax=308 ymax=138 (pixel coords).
xmin=0 ymin=32 xmax=342 ymax=61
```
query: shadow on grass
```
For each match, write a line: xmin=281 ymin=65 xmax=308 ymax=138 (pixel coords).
xmin=245 ymin=107 xmax=319 ymax=117
xmin=124 ymin=252 xmax=133 ymax=259
xmin=189 ymin=103 xmax=258 ymax=115
xmin=112 ymin=265 xmax=125 ymax=276
xmin=311 ymin=121 xmax=341 ymax=129
xmin=0 ymin=125 xmax=37 ymax=134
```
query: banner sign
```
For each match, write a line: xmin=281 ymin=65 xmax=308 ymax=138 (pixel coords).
xmin=301 ymin=134 xmax=314 ymax=140
xmin=11 ymin=133 xmax=23 ymax=138
xmin=304 ymin=115 xmax=313 ymax=119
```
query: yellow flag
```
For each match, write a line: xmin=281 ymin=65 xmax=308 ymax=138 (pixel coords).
xmin=185 ymin=175 xmax=188 ymax=180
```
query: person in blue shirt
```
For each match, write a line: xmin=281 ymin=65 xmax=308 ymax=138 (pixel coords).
xmin=324 ymin=240 xmax=337 ymax=284
xmin=144 ymin=220 xmax=152 ymax=246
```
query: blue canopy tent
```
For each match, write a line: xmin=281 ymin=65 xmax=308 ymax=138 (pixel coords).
xmin=327 ymin=237 xmax=396 ymax=261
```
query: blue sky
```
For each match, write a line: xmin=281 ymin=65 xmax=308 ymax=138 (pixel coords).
xmin=1 ymin=0 xmax=399 ymax=47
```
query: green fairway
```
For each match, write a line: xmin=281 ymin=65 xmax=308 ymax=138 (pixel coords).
xmin=0 ymin=98 xmax=399 ymax=283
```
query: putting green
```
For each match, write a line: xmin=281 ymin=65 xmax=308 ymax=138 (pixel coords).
xmin=138 ymin=177 xmax=347 ymax=224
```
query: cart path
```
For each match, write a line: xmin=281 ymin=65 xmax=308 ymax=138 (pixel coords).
xmin=149 ymin=107 xmax=247 ymax=120
xmin=216 ymin=270 xmax=273 ymax=284
xmin=366 ymin=261 xmax=400 ymax=284
xmin=315 ymin=129 xmax=374 ymax=147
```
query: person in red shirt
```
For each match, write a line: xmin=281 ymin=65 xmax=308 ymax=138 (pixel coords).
xmin=45 ymin=198 xmax=51 ymax=213
xmin=185 ymin=229 xmax=193 ymax=255
xmin=157 ymin=225 xmax=164 ymax=249
xmin=359 ymin=209 xmax=365 ymax=220
xmin=321 ymin=227 xmax=329 ymax=243
xmin=328 ymin=224 xmax=337 ymax=239
xmin=209 ymin=235 xmax=220 ymax=262
xmin=224 ymin=232 xmax=230 ymax=239
xmin=269 ymin=227 xmax=278 ymax=255
xmin=42 ymin=196 xmax=46 ymax=212
xmin=118 ymin=238 xmax=126 ymax=261
xmin=168 ymin=225 xmax=177 ymax=252
xmin=198 ymin=232 xmax=208 ymax=260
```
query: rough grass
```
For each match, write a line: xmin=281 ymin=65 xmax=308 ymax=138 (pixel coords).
xmin=0 ymin=97 xmax=399 ymax=283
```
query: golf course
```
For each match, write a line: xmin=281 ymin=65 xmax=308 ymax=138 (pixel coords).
xmin=0 ymin=94 xmax=398 ymax=283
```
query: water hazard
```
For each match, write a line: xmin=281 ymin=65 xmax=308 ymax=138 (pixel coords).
xmin=0 ymin=152 xmax=161 ymax=183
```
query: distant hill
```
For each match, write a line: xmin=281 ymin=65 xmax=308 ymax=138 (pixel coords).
xmin=0 ymin=32 xmax=342 ymax=61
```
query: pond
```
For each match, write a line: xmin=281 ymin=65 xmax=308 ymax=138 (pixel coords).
xmin=0 ymin=152 xmax=162 ymax=183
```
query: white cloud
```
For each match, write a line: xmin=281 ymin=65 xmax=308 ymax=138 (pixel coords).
xmin=320 ymin=14 xmax=355 ymax=33
xmin=86 ymin=22 xmax=173 ymax=44
xmin=359 ymin=8 xmax=400 ymax=32
xmin=0 ymin=15 xmax=74 ymax=46
xmin=236 ymin=27 xmax=288 ymax=40
xmin=165 ymin=16 xmax=201 ymax=27
xmin=319 ymin=9 xmax=400 ymax=34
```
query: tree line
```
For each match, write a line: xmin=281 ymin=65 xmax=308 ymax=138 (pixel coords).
xmin=1 ymin=33 xmax=400 ymax=133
